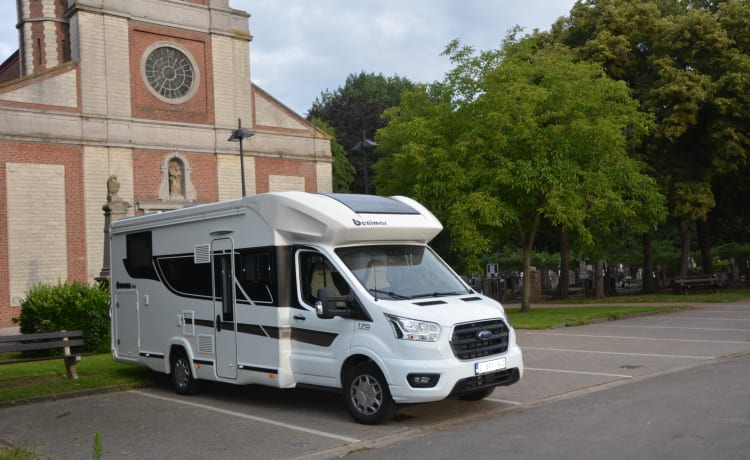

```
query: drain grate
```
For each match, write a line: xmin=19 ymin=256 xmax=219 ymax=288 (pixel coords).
xmin=619 ymin=365 xmax=643 ymax=369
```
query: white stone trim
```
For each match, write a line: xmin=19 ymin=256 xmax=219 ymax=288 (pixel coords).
xmin=83 ymin=147 xmax=134 ymax=282
xmin=157 ymin=152 xmax=197 ymax=202
xmin=6 ymin=163 xmax=68 ymax=305
xmin=217 ymin=153 xmax=256 ymax=200
xmin=269 ymin=175 xmax=305 ymax=192
xmin=44 ymin=20 xmax=59 ymax=68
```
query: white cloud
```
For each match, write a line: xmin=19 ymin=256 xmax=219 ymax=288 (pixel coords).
xmin=0 ymin=9 xmax=16 ymax=63
xmin=0 ymin=1 xmax=577 ymax=115
xmin=240 ymin=0 xmax=576 ymax=115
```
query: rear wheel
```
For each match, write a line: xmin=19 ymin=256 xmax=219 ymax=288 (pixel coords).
xmin=171 ymin=349 xmax=201 ymax=395
xmin=458 ymin=387 xmax=495 ymax=401
xmin=343 ymin=361 xmax=396 ymax=425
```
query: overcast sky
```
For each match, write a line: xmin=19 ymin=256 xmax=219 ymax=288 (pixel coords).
xmin=0 ymin=0 xmax=577 ymax=116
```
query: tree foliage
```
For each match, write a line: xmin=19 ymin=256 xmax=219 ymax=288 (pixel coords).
xmin=375 ymin=36 xmax=666 ymax=311
xmin=553 ymin=0 xmax=750 ymax=273
xmin=309 ymin=117 xmax=355 ymax=192
xmin=307 ymin=71 xmax=416 ymax=193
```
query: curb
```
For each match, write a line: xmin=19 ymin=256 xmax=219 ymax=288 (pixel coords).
xmin=0 ymin=384 xmax=144 ymax=410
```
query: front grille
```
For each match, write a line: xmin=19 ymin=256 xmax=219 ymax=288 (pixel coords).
xmin=450 ymin=319 xmax=509 ymax=360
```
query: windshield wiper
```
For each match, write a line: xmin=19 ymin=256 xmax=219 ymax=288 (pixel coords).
xmin=410 ymin=291 xmax=464 ymax=299
xmin=369 ymin=289 xmax=410 ymax=300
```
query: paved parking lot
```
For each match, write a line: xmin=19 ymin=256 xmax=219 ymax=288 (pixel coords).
xmin=494 ymin=303 xmax=750 ymax=406
xmin=1 ymin=302 xmax=749 ymax=459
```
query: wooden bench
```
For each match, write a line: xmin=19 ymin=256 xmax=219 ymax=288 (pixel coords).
xmin=671 ymin=274 xmax=720 ymax=295
xmin=0 ymin=330 xmax=84 ymax=379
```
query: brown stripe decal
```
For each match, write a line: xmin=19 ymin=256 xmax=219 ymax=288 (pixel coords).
xmin=291 ymin=328 xmax=337 ymax=347
xmin=183 ymin=319 xmax=338 ymax=347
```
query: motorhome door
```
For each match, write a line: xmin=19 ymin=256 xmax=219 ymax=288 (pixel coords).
xmin=113 ymin=288 xmax=139 ymax=361
xmin=212 ymin=238 xmax=238 ymax=379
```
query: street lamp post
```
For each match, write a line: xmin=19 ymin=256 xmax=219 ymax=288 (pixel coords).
xmin=227 ymin=118 xmax=255 ymax=197
xmin=351 ymin=131 xmax=378 ymax=194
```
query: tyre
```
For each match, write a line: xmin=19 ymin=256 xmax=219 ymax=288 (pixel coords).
xmin=458 ymin=387 xmax=495 ymax=401
xmin=343 ymin=361 xmax=396 ymax=425
xmin=170 ymin=349 xmax=201 ymax=395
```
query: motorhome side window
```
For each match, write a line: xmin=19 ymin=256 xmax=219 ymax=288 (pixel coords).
xmin=213 ymin=251 xmax=234 ymax=322
xmin=236 ymin=249 xmax=275 ymax=304
xmin=298 ymin=251 xmax=349 ymax=306
xmin=124 ymin=231 xmax=158 ymax=280
xmin=156 ymin=256 xmax=212 ymax=298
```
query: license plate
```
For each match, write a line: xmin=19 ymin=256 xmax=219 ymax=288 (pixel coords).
xmin=475 ymin=357 xmax=506 ymax=375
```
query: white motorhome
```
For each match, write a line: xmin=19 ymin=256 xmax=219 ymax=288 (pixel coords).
xmin=110 ymin=192 xmax=523 ymax=424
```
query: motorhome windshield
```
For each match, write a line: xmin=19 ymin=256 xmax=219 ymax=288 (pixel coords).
xmin=335 ymin=245 xmax=471 ymax=300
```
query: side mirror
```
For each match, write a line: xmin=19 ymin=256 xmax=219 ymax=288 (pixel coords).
xmin=315 ymin=287 xmax=353 ymax=319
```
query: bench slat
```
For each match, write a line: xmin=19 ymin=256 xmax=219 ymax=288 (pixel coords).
xmin=0 ymin=338 xmax=85 ymax=353
xmin=0 ymin=331 xmax=83 ymax=344
xmin=0 ymin=354 xmax=82 ymax=366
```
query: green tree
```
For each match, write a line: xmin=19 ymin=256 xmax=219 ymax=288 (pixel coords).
xmin=307 ymin=71 xmax=416 ymax=193
xmin=309 ymin=117 xmax=356 ymax=192
xmin=555 ymin=0 xmax=750 ymax=277
xmin=375 ymin=37 xmax=665 ymax=311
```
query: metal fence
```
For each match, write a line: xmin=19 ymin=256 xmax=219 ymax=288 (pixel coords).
xmin=465 ymin=262 xmax=745 ymax=303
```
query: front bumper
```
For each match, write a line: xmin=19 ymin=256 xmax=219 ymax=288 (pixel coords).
xmin=447 ymin=367 xmax=520 ymax=398
xmin=384 ymin=343 xmax=524 ymax=403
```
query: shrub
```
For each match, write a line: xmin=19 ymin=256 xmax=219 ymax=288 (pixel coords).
xmin=15 ymin=281 xmax=110 ymax=354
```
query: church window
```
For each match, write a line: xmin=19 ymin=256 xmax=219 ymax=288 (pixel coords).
xmin=142 ymin=44 xmax=198 ymax=103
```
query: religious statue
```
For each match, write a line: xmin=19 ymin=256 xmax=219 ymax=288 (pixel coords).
xmin=168 ymin=159 xmax=183 ymax=198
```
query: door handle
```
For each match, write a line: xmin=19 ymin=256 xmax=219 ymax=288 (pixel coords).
xmin=216 ymin=315 xmax=221 ymax=331
xmin=293 ymin=315 xmax=306 ymax=321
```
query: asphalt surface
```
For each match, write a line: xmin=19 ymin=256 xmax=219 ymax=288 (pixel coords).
xmin=350 ymin=353 xmax=750 ymax=460
xmin=1 ymin=301 xmax=749 ymax=459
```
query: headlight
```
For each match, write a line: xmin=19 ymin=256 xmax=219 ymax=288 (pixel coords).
xmin=385 ymin=314 xmax=440 ymax=342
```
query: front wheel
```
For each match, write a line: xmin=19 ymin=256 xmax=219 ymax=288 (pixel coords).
xmin=171 ymin=349 xmax=201 ymax=395
xmin=343 ymin=361 xmax=396 ymax=425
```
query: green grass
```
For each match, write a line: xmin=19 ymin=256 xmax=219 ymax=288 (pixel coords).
xmin=0 ymin=447 xmax=38 ymax=460
xmin=506 ymin=305 xmax=689 ymax=329
xmin=505 ymin=287 xmax=750 ymax=329
xmin=0 ymin=353 xmax=159 ymax=404
xmin=0 ymin=446 xmax=37 ymax=460
xmin=541 ymin=287 xmax=750 ymax=304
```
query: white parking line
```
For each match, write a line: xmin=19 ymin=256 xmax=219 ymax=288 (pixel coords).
xmin=525 ymin=367 xmax=633 ymax=378
xmin=133 ymin=390 xmax=361 ymax=443
xmin=600 ymin=324 xmax=750 ymax=332
xmin=486 ymin=398 xmax=522 ymax=405
xmin=523 ymin=346 xmax=714 ymax=360
xmin=524 ymin=331 xmax=750 ymax=345
xmin=665 ymin=317 xmax=750 ymax=321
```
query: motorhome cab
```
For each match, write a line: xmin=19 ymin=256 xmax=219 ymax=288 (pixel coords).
xmin=110 ymin=192 xmax=523 ymax=424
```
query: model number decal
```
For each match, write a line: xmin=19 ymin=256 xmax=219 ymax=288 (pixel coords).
xmin=358 ymin=323 xmax=371 ymax=330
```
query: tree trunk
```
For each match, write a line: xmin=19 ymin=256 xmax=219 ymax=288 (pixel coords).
xmin=520 ymin=241 xmax=533 ymax=312
xmin=595 ymin=259 xmax=605 ymax=299
xmin=519 ymin=213 xmax=540 ymax=313
xmin=642 ymin=232 xmax=655 ymax=293
xmin=696 ymin=219 xmax=713 ymax=274
xmin=556 ymin=228 xmax=570 ymax=299
xmin=678 ymin=220 xmax=691 ymax=277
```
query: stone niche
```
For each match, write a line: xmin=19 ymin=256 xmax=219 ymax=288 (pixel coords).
xmin=139 ymin=152 xmax=197 ymax=213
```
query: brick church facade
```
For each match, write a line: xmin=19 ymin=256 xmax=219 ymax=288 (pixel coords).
xmin=0 ymin=0 xmax=333 ymax=328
